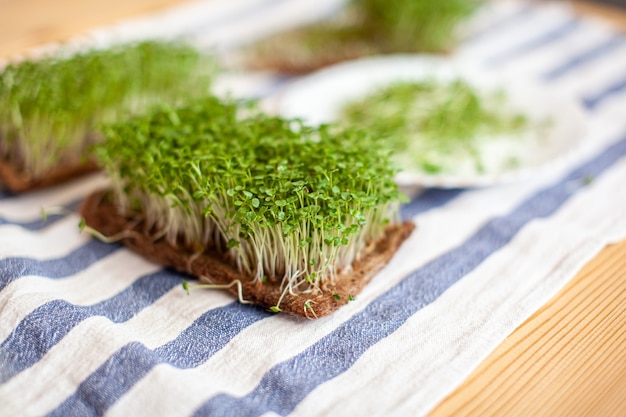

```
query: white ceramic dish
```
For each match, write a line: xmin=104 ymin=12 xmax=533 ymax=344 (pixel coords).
xmin=275 ymin=55 xmax=588 ymax=188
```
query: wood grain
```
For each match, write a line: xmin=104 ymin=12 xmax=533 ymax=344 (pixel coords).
xmin=571 ymin=0 xmax=626 ymax=28
xmin=0 ymin=0 xmax=191 ymax=59
xmin=429 ymin=237 xmax=626 ymax=417
xmin=0 ymin=0 xmax=624 ymax=415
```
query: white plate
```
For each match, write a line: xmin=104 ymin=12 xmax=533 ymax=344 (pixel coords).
xmin=274 ymin=55 xmax=588 ymax=188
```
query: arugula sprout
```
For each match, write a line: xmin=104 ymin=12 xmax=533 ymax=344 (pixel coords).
xmin=96 ymin=96 xmax=403 ymax=296
xmin=340 ymin=79 xmax=529 ymax=174
xmin=0 ymin=41 xmax=215 ymax=179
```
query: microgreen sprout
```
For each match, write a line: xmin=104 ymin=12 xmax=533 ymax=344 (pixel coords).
xmin=303 ymin=300 xmax=318 ymax=319
xmin=182 ymin=278 xmax=252 ymax=304
xmin=340 ymin=79 xmax=530 ymax=175
xmin=96 ymin=95 xmax=403 ymax=300
xmin=353 ymin=0 xmax=480 ymax=52
xmin=41 ymin=205 xmax=74 ymax=221
xmin=0 ymin=41 xmax=215 ymax=180
xmin=78 ymin=217 xmax=141 ymax=243
xmin=182 ymin=279 xmax=191 ymax=295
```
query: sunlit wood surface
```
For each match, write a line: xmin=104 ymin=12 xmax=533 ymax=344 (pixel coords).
xmin=0 ymin=0 xmax=187 ymax=58
xmin=1 ymin=1 xmax=624 ymax=416
xmin=430 ymin=237 xmax=626 ymax=417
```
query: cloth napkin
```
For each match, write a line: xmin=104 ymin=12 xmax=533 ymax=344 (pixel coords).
xmin=1 ymin=1 xmax=626 ymax=416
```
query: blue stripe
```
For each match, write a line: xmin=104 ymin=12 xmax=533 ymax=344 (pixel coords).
xmin=190 ymin=0 xmax=345 ymax=41
xmin=33 ymin=188 xmax=458 ymax=416
xmin=0 ymin=240 xmax=121 ymax=292
xmin=46 ymin=303 xmax=271 ymax=417
xmin=0 ymin=188 xmax=16 ymax=200
xmin=584 ymin=75 xmax=626 ymax=109
xmin=543 ymin=35 xmax=626 ymax=80
xmin=189 ymin=0 xmax=282 ymax=37
xmin=191 ymin=128 xmax=626 ymax=417
xmin=488 ymin=19 xmax=580 ymax=64
xmin=464 ymin=5 xmax=534 ymax=43
xmin=252 ymin=75 xmax=295 ymax=100
xmin=401 ymin=188 xmax=465 ymax=220
xmin=0 ymin=269 xmax=181 ymax=383
xmin=0 ymin=199 xmax=81 ymax=231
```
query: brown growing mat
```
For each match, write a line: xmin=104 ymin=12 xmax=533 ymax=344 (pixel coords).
xmin=242 ymin=35 xmax=376 ymax=75
xmin=80 ymin=189 xmax=415 ymax=318
xmin=0 ymin=159 xmax=99 ymax=193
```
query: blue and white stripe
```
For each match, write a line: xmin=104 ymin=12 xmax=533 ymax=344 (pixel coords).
xmin=1 ymin=1 xmax=626 ymax=416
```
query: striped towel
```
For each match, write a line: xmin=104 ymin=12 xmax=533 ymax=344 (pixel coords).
xmin=1 ymin=0 xmax=626 ymax=416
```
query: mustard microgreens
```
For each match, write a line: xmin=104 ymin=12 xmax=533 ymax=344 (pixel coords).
xmin=0 ymin=41 xmax=215 ymax=179
xmin=353 ymin=0 xmax=480 ymax=52
xmin=340 ymin=79 xmax=529 ymax=174
xmin=97 ymin=96 xmax=402 ymax=297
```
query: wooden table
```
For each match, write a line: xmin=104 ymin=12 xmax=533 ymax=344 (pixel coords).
xmin=1 ymin=1 xmax=624 ymax=416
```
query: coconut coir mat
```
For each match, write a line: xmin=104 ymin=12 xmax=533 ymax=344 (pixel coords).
xmin=80 ymin=189 xmax=415 ymax=318
xmin=0 ymin=159 xmax=99 ymax=193
xmin=242 ymin=33 xmax=375 ymax=75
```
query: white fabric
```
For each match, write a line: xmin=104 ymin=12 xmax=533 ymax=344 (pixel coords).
xmin=1 ymin=1 xmax=625 ymax=416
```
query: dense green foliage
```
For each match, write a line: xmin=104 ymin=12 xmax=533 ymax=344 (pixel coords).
xmin=341 ymin=79 xmax=529 ymax=174
xmin=97 ymin=96 xmax=403 ymax=294
xmin=0 ymin=41 xmax=215 ymax=178
xmin=354 ymin=0 xmax=480 ymax=52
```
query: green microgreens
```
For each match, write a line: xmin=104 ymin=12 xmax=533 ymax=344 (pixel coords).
xmin=0 ymin=41 xmax=215 ymax=179
xmin=247 ymin=0 xmax=480 ymax=72
xmin=340 ymin=79 xmax=529 ymax=175
xmin=96 ymin=95 xmax=402 ymax=298
xmin=354 ymin=0 xmax=480 ymax=52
